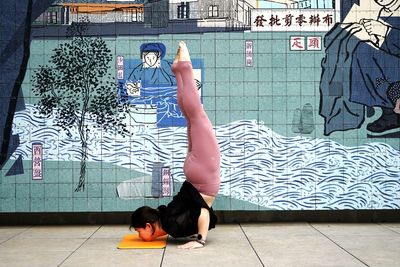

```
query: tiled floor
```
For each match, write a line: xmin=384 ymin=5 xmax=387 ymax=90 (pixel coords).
xmin=0 ymin=223 xmax=399 ymax=267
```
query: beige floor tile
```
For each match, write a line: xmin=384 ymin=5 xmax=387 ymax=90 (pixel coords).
xmin=0 ymin=250 xmax=71 ymax=267
xmin=12 ymin=225 xmax=100 ymax=239
xmin=60 ymin=238 xmax=164 ymax=267
xmin=78 ymin=237 xmax=126 ymax=250
xmin=311 ymin=223 xmax=400 ymax=267
xmin=0 ymin=223 xmax=398 ymax=267
xmin=380 ymin=223 xmax=400 ymax=234
xmin=241 ymin=222 xmax=319 ymax=239
xmin=311 ymin=223 xmax=394 ymax=236
xmin=91 ymin=225 xmax=132 ymax=239
xmin=241 ymin=223 xmax=368 ymax=267
xmin=162 ymin=224 xmax=263 ymax=267
xmin=326 ymin=235 xmax=400 ymax=267
xmin=207 ymin=223 xmax=244 ymax=239
xmin=0 ymin=226 xmax=31 ymax=239
xmin=0 ymin=238 xmax=86 ymax=252
xmin=247 ymin=233 xmax=364 ymax=267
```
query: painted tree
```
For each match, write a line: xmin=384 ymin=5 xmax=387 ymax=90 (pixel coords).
xmin=32 ymin=18 xmax=129 ymax=191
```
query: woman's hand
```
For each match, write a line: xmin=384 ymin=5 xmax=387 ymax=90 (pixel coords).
xmin=178 ymin=240 xmax=204 ymax=249
xmin=362 ymin=19 xmax=390 ymax=37
xmin=346 ymin=22 xmax=371 ymax=42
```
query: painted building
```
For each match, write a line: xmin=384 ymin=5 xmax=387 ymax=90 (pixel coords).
xmin=168 ymin=0 xmax=257 ymax=29
xmin=259 ymin=0 xmax=334 ymax=8
xmin=144 ymin=0 xmax=169 ymax=27
xmin=32 ymin=5 xmax=71 ymax=26
xmin=34 ymin=0 xmax=256 ymax=29
xmin=65 ymin=2 xmax=145 ymax=23
xmin=33 ymin=1 xmax=145 ymax=26
xmin=298 ymin=0 xmax=334 ymax=8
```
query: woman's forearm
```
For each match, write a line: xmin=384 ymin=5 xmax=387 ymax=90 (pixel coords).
xmin=197 ymin=208 xmax=210 ymax=240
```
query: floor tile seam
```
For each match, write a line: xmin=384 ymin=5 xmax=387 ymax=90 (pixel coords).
xmin=239 ymin=223 xmax=266 ymax=267
xmin=377 ymin=223 xmax=400 ymax=235
xmin=0 ymin=225 xmax=34 ymax=247
xmin=57 ymin=224 xmax=103 ymax=267
xmin=308 ymin=223 xmax=370 ymax=267
xmin=160 ymin=236 xmax=168 ymax=267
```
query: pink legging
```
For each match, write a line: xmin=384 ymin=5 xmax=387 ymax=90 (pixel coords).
xmin=171 ymin=61 xmax=221 ymax=196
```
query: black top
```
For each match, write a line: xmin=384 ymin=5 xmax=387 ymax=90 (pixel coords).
xmin=158 ymin=181 xmax=218 ymax=238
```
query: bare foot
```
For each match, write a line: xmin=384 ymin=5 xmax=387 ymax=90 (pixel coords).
xmin=173 ymin=46 xmax=181 ymax=65
xmin=178 ymin=41 xmax=191 ymax=62
xmin=173 ymin=41 xmax=191 ymax=64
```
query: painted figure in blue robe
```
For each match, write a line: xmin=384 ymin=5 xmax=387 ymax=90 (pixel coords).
xmin=320 ymin=0 xmax=400 ymax=135
xmin=352 ymin=0 xmax=400 ymax=133
xmin=126 ymin=42 xmax=175 ymax=91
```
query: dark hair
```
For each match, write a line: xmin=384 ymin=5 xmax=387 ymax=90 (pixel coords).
xmin=129 ymin=206 xmax=160 ymax=231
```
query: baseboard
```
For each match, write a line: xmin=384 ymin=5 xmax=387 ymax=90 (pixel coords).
xmin=1 ymin=210 xmax=399 ymax=225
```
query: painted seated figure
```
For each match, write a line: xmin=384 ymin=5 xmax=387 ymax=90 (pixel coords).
xmin=320 ymin=0 xmax=400 ymax=135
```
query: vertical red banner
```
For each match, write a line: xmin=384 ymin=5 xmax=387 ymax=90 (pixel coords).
xmin=161 ymin=167 xmax=172 ymax=197
xmin=32 ymin=143 xmax=43 ymax=180
xmin=116 ymin=55 xmax=124 ymax=80
xmin=245 ymin=40 xmax=253 ymax=67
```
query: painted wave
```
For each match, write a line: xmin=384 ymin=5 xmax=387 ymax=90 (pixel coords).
xmin=11 ymin=104 xmax=400 ymax=210
xmin=121 ymin=84 xmax=186 ymax=125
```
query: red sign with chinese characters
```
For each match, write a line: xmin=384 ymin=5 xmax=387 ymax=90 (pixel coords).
xmin=307 ymin=36 xmax=322 ymax=50
xmin=32 ymin=143 xmax=43 ymax=180
xmin=161 ymin=167 xmax=173 ymax=197
xmin=116 ymin=55 xmax=124 ymax=80
xmin=245 ymin=40 xmax=253 ymax=67
xmin=290 ymin=36 xmax=306 ymax=51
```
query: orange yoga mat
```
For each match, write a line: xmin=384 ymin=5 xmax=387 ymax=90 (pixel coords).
xmin=117 ymin=234 xmax=168 ymax=249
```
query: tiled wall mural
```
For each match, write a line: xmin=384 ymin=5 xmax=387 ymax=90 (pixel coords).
xmin=1 ymin=0 xmax=399 ymax=212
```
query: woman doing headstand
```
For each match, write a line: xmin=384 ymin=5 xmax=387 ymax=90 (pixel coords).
xmin=130 ymin=42 xmax=221 ymax=249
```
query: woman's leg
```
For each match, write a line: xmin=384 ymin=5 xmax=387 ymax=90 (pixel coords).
xmin=175 ymin=69 xmax=193 ymax=152
xmin=171 ymin=42 xmax=220 ymax=196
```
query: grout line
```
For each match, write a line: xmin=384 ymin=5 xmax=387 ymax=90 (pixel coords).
xmin=159 ymin=236 xmax=168 ymax=267
xmin=0 ymin=225 xmax=34 ymax=246
xmin=239 ymin=223 xmax=265 ymax=267
xmin=377 ymin=223 xmax=400 ymax=235
xmin=309 ymin=223 xmax=370 ymax=267
xmin=57 ymin=225 xmax=103 ymax=267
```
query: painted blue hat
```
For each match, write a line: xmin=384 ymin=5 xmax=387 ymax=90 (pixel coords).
xmin=140 ymin=42 xmax=166 ymax=59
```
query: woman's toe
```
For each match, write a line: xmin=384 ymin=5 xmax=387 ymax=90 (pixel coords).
xmin=178 ymin=41 xmax=191 ymax=62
